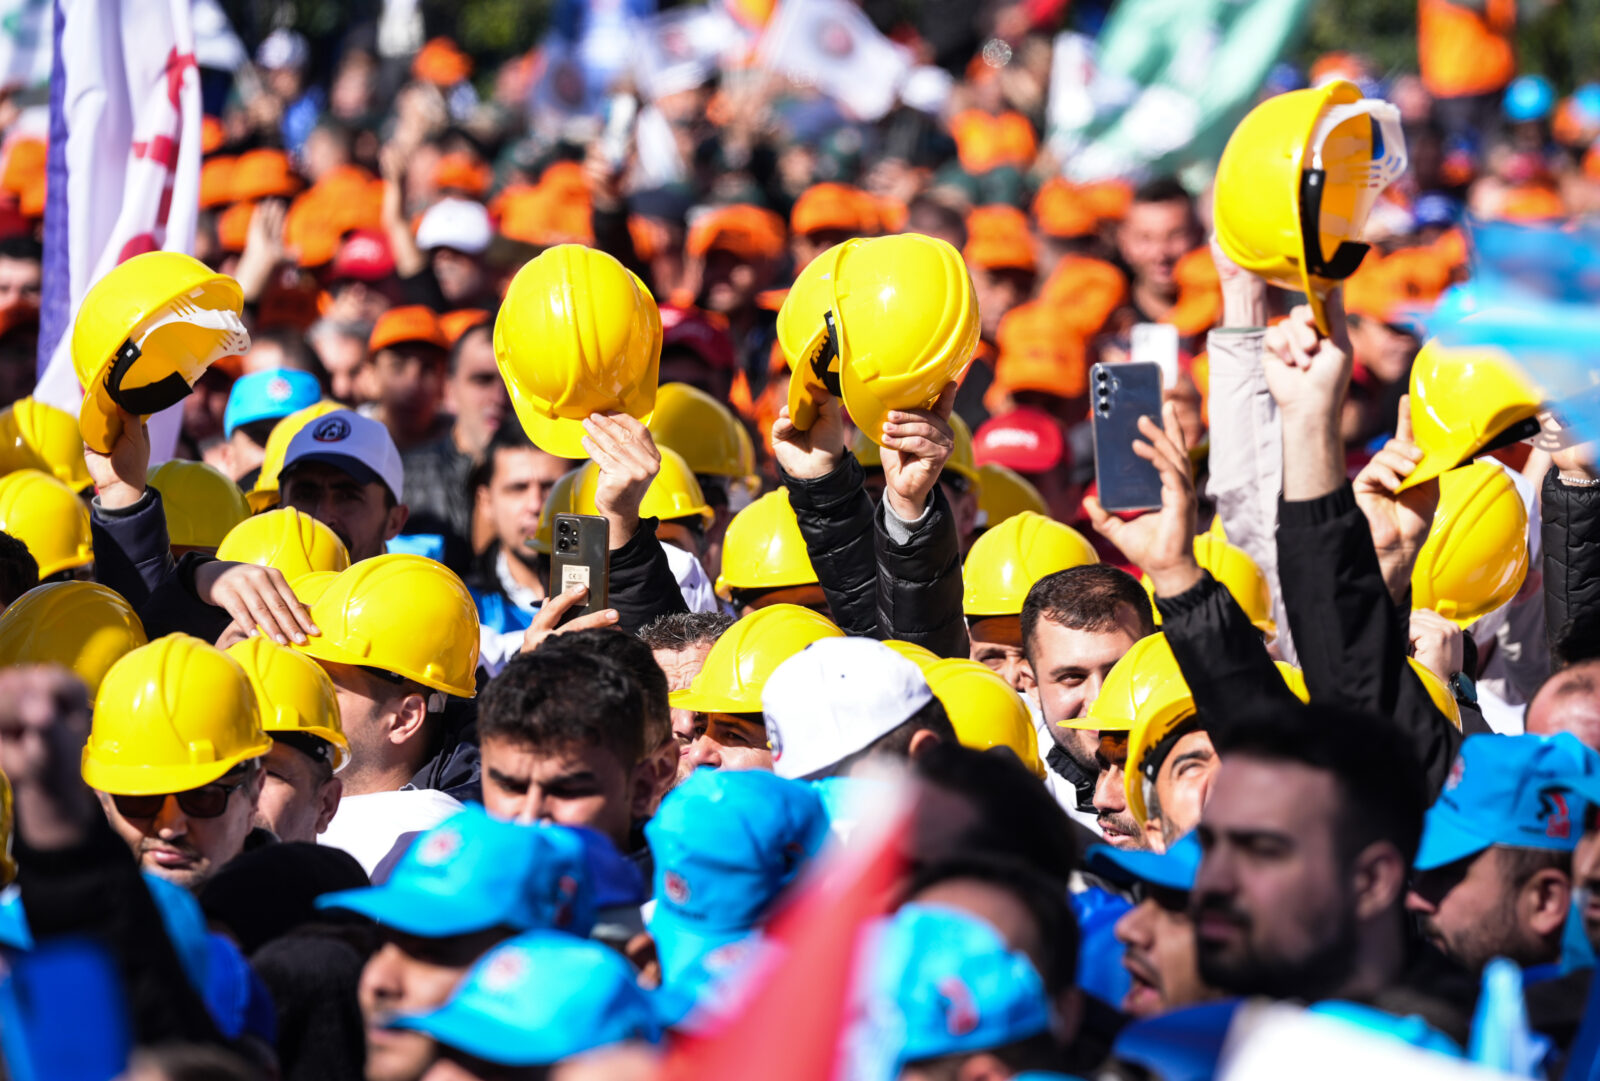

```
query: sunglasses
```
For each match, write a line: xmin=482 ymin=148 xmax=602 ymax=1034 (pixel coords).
xmin=1130 ymin=882 xmax=1191 ymax=914
xmin=112 ymin=777 xmax=248 ymax=821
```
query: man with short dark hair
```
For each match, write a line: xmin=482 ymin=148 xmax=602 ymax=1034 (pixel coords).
xmin=1116 ymin=177 xmax=1199 ymax=324
xmin=279 ymin=409 xmax=409 ymax=562
xmin=639 ymin=611 xmax=736 ymax=782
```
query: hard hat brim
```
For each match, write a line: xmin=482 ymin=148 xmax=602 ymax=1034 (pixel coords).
xmin=81 ymin=731 xmax=272 ymax=796
xmin=784 ymin=322 xmax=833 ymax=433
xmin=296 ymin=635 xmax=478 ymax=699
xmin=78 ymin=382 xmax=126 ymax=456
xmin=1057 ymin=714 xmax=1135 ymax=731
xmin=1395 ymin=450 xmax=1456 ymax=493
xmin=668 ymin=684 xmax=758 ymax=716
xmin=508 ymin=382 xmax=654 ymax=461
xmin=247 ymin=488 xmax=281 ymax=513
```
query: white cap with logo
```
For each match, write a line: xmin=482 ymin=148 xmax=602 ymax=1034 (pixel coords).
xmin=762 ymin=637 xmax=934 ymax=781
xmin=280 ymin=409 xmax=405 ymax=504
xmin=416 ymin=198 xmax=493 ymax=256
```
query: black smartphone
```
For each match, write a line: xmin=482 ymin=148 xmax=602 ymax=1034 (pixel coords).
xmin=1090 ymin=361 xmax=1164 ymax=513
xmin=550 ymin=513 xmax=610 ymax=625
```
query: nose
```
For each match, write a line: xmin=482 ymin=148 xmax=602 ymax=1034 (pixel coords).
xmin=685 ymin=735 xmax=721 ymax=771
xmin=1404 ymin=888 xmax=1434 ymax=915
xmin=1114 ymin=899 xmax=1154 ymax=948
xmin=360 ymin=942 xmax=406 ymax=1009
xmin=1000 ymin=655 xmax=1028 ymax=694
xmin=1080 ymin=672 xmax=1107 ymax=713
xmin=509 ymin=789 xmax=550 ymax=825
xmin=1093 ymin=763 xmax=1126 ymax=814
xmin=153 ymin=795 xmax=189 ymax=838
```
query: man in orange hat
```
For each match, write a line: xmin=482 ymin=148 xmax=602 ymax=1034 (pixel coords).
xmin=366 ymin=306 xmax=451 ymax=455
xmin=790 ymin=183 xmax=880 ymax=270
xmin=964 ymin=206 xmax=1037 ymax=346
xmin=1116 ymin=178 xmax=1201 ymax=326
xmin=690 ymin=205 xmax=787 ymax=383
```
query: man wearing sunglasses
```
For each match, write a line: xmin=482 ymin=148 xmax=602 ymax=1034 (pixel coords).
xmin=82 ymin=634 xmax=274 ymax=891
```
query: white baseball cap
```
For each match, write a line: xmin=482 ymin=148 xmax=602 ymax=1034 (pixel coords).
xmin=762 ymin=637 xmax=934 ymax=781
xmin=281 ymin=409 xmax=405 ymax=504
xmin=416 ymin=198 xmax=493 ymax=255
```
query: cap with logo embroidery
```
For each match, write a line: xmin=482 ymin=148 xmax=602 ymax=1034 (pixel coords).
xmin=645 ymin=769 xmax=829 ymax=984
xmin=316 ymin=806 xmax=598 ymax=937
xmin=973 ymin=408 xmax=1067 ymax=475
xmin=280 ymin=408 xmax=404 ymax=504
xmin=1414 ymin=732 xmax=1600 ymax=871
xmin=224 ymin=369 xmax=323 ymax=437
xmin=761 ymin=637 xmax=935 ymax=781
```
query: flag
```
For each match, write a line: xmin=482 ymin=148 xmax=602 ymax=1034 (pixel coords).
xmin=0 ymin=0 xmax=53 ymax=91
xmin=34 ymin=0 xmax=203 ymax=463
xmin=755 ymin=0 xmax=909 ymax=122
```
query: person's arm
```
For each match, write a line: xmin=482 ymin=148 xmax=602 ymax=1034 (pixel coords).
xmin=582 ymin=414 xmax=689 ymax=633
xmin=1542 ymin=446 xmax=1600 ymax=656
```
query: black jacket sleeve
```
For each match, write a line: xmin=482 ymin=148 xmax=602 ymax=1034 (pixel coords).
xmin=608 ymin=517 xmax=688 ymax=634
xmin=1156 ymin=571 xmax=1298 ymax=717
xmin=90 ymin=488 xmax=176 ymax=611
xmin=874 ymin=484 xmax=968 ymax=658
xmin=781 ymin=458 xmax=878 ymax=638
xmin=1277 ymin=483 xmax=1462 ymax=798
xmin=1542 ymin=466 xmax=1600 ymax=653
xmin=138 ymin=552 xmax=232 ymax=642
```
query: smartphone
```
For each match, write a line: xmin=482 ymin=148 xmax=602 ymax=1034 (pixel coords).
xmin=600 ymin=93 xmax=638 ymax=168
xmin=1130 ymin=323 xmax=1180 ymax=390
xmin=1090 ymin=361 xmax=1165 ymax=514
xmin=550 ymin=513 xmax=610 ymax=625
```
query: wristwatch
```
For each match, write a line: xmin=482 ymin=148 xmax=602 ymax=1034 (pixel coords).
xmin=1448 ymin=671 xmax=1478 ymax=706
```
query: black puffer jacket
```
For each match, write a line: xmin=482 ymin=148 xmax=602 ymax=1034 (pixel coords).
xmin=1542 ymin=466 xmax=1600 ymax=657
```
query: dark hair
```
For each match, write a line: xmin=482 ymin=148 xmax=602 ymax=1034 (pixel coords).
xmin=0 ymin=235 xmax=42 ymax=263
xmin=0 ymin=530 xmax=39 ymax=607
xmin=810 ymin=697 xmax=957 ymax=780
xmin=1208 ymin=703 xmax=1428 ymax=865
xmin=1131 ymin=176 xmax=1193 ymax=208
xmin=1553 ymin=614 xmax=1600 ymax=671
xmin=536 ymin=629 xmax=670 ymax=751
xmin=479 ymin=648 xmax=648 ymax=768
xmin=253 ymin=326 xmax=317 ymax=373
xmin=472 ymin=422 xmax=580 ymax=492
xmin=447 ymin=319 xmax=493 ymax=376
xmin=1020 ymin=564 xmax=1155 ymax=663
xmin=126 ymin=1045 xmax=268 ymax=1081
xmin=638 ymin=611 xmax=736 ymax=652
xmin=1499 ymin=845 xmax=1570 ymax=887
xmin=906 ymin=195 xmax=968 ymax=249
xmin=905 ymin=1032 xmax=1061 ymax=1079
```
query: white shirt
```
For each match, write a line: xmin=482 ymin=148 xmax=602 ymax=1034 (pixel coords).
xmin=318 ymin=789 xmax=464 ymax=880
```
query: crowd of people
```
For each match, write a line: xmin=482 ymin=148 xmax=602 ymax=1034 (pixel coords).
xmin=2 ymin=0 xmax=1600 ymax=1078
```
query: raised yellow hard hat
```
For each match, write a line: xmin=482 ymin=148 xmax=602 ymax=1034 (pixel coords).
xmin=150 ymin=459 xmax=251 ymax=549
xmin=882 ymin=639 xmax=940 ymax=671
xmin=1065 ymin=633 xmax=1187 ymax=735
xmin=780 ymin=233 xmax=978 ymax=440
xmin=0 ymin=582 xmax=147 ymax=696
xmin=216 ymin=506 xmax=350 ymax=581
xmin=1141 ymin=535 xmax=1276 ymax=640
xmin=530 ymin=465 xmax=585 ymax=556
xmin=82 ymin=634 xmax=271 ymax=796
xmin=1411 ymin=461 xmax=1529 ymax=626
xmin=295 ymin=553 xmax=480 ymax=697
xmin=975 ymin=463 xmax=1048 ymax=528
xmin=227 ymin=636 xmax=350 ymax=772
xmin=573 ymin=446 xmax=713 ymax=528
xmin=0 ymin=397 xmax=91 ymax=491
xmin=962 ymin=510 xmax=1098 ymax=618
xmin=71 ymin=251 xmax=247 ymax=453
xmin=250 ymin=400 xmax=344 ymax=512
xmin=0 ymin=468 xmax=92 ymax=577
xmin=1400 ymin=342 xmax=1543 ymax=493
xmin=494 ymin=244 xmax=661 ymax=458
xmin=851 ymin=412 xmax=980 ymax=488
xmin=924 ymin=657 xmax=1045 ymax=779
xmin=648 ymin=382 xmax=757 ymax=480
xmin=669 ymin=603 xmax=844 ymax=714
xmin=0 ymin=768 xmax=12 ymax=886
xmin=1214 ymin=81 xmax=1407 ymax=334
xmin=1409 ymin=658 xmax=1462 ymax=730
xmin=715 ymin=489 xmax=819 ymax=600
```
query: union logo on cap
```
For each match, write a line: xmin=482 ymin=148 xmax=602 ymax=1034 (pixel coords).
xmin=416 ymin=827 xmax=462 ymax=867
xmin=479 ymin=948 xmax=529 ymax=992
xmin=663 ymin=870 xmax=691 ymax=906
xmin=1445 ymin=754 xmax=1465 ymax=792
xmin=267 ymin=376 xmax=293 ymax=402
xmin=937 ymin=976 xmax=979 ymax=1036
xmin=312 ymin=417 xmax=351 ymax=442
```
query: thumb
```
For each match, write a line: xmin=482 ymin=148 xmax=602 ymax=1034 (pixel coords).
xmin=931 ymin=381 xmax=958 ymax=420
xmin=1395 ymin=393 xmax=1414 ymax=445
xmin=1082 ymin=494 xmax=1117 ymax=538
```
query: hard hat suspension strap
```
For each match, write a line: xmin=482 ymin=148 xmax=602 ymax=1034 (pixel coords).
xmin=104 ymin=339 xmax=193 ymax=417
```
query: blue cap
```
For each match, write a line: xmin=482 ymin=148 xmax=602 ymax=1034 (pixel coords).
xmin=0 ymin=890 xmax=31 ymax=951
xmin=1416 ymin=733 xmax=1600 ymax=871
xmin=1574 ymin=84 xmax=1600 ymax=125
xmin=645 ymin=769 xmax=829 ymax=983
xmin=651 ymin=932 xmax=767 ymax=1032
xmin=1310 ymin=1001 xmax=1462 ymax=1057
xmin=1412 ymin=193 xmax=1461 ymax=229
xmin=223 ymin=369 xmax=322 ymax=437
xmin=1085 ymin=833 xmax=1201 ymax=893
xmin=388 ymin=930 xmax=660 ymax=1066
xmin=873 ymin=904 xmax=1051 ymax=1068
xmin=1505 ymin=75 xmax=1556 ymax=123
xmin=317 ymin=807 xmax=597 ymax=937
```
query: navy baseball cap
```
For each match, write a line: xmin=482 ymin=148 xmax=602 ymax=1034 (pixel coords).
xmin=224 ymin=369 xmax=322 ymax=437
xmin=645 ymin=769 xmax=829 ymax=984
xmin=1085 ymin=833 xmax=1201 ymax=893
xmin=317 ymin=807 xmax=597 ymax=937
xmin=1416 ymin=733 xmax=1600 ymax=871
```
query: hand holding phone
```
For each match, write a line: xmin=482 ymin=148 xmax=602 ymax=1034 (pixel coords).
xmin=1090 ymin=361 xmax=1165 ymax=513
xmin=550 ymin=513 xmax=610 ymax=627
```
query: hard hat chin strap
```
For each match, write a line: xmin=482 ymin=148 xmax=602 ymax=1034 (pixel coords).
xmin=1298 ymin=170 xmax=1370 ymax=281
xmin=104 ymin=339 xmax=192 ymax=416
xmin=802 ymin=310 xmax=845 ymax=399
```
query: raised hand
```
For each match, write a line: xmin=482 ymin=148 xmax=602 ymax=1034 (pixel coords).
xmin=83 ymin=406 xmax=150 ymax=510
xmin=194 ymin=561 xmax=320 ymax=646
xmin=520 ymin=585 xmax=620 ymax=654
xmin=880 ymin=383 xmax=957 ymax=521
xmin=1353 ymin=395 xmax=1439 ymax=602
xmin=770 ymin=392 xmax=847 ymax=481
xmin=582 ymin=413 xmax=661 ymax=549
xmin=1083 ymin=402 xmax=1203 ymax=597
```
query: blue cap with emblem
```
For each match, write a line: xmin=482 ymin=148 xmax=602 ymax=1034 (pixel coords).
xmin=1415 ymin=732 xmax=1600 ymax=871
xmin=645 ymin=768 xmax=829 ymax=985
xmin=1085 ymin=832 xmax=1201 ymax=893
xmin=317 ymin=806 xmax=598 ymax=937
xmin=223 ymin=368 xmax=322 ymax=437
xmin=387 ymin=929 xmax=660 ymax=1065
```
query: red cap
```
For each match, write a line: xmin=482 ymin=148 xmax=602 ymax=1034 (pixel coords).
xmin=973 ymin=408 xmax=1067 ymax=474
xmin=660 ymin=305 xmax=735 ymax=370
xmin=330 ymin=229 xmax=396 ymax=282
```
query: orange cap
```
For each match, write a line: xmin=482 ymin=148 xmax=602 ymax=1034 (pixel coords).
xmin=1 ymin=139 xmax=44 ymax=196
xmin=435 ymin=152 xmax=491 ymax=198
xmin=496 ymin=183 xmax=594 ymax=247
xmin=1498 ymin=184 xmax=1565 ymax=223
xmin=439 ymin=309 xmax=490 ymax=345
xmin=1032 ymin=178 xmax=1097 ymax=240
xmin=1166 ymin=248 xmax=1222 ymax=338
xmin=949 ymin=110 xmax=1038 ymax=175
xmin=1431 ymin=226 xmax=1468 ymax=271
xmin=200 ymin=156 xmax=236 ymax=210
xmin=964 ymin=205 xmax=1036 ymax=273
xmin=539 ymin=160 xmax=589 ymax=199
xmin=232 ymin=148 xmax=302 ymax=202
xmin=790 ymin=183 xmax=879 ymax=237
xmin=687 ymin=205 xmax=787 ymax=262
xmin=370 ymin=305 xmax=448 ymax=352
xmin=18 ymin=175 xmax=44 ymax=220
xmin=413 ymin=38 xmax=472 ymax=86
xmin=218 ymin=200 xmax=255 ymax=253
xmin=1078 ymin=179 xmax=1133 ymax=222
xmin=995 ymin=304 xmax=1088 ymax=398
xmin=202 ymin=116 xmax=226 ymax=154
xmin=1038 ymin=254 xmax=1127 ymax=339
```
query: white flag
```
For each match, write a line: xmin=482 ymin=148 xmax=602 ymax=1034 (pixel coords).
xmin=755 ymin=0 xmax=909 ymax=122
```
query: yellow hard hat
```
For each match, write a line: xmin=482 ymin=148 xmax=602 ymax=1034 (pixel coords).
xmin=574 ymin=446 xmax=713 ymax=528
xmin=648 ymin=382 xmax=757 ymax=480
xmin=530 ymin=465 xmax=585 ymax=556
xmin=1214 ymin=81 xmax=1407 ymax=334
xmin=0 ymin=582 xmax=147 ymax=696
xmin=0 ymin=768 xmax=13 ymax=886
xmin=975 ymin=463 xmax=1048 ymax=528
xmin=882 ymin=639 xmax=940 ymax=671
xmin=250 ymin=400 xmax=344 ymax=512
xmin=227 ymin=636 xmax=350 ymax=772
xmin=216 ymin=506 xmax=350 ymax=581
xmin=82 ymin=634 xmax=271 ymax=796
xmin=715 ymin=489 xmax=819 ymax=600
xmin=1066 ymin=633 xmax=1188 ymax=734
xmin=1276 ymin=661 xmax=1310 ymax=702
xmin=669 ymin=603 xmax=844 ymax=714
xmin=70 ymin=251 xmax=247 ymax=453
xmin=1400 ymin=342 xmax=1543 ymax=493
xmin=0 ymin=397 xmax=91 ymax=491
xmin=1409 ymin=658 xmax=1462 ymax=730
xmin=1141 ymin=535 xmax=1276 ymax=640
xmin=290 ymin=570 xmax=340 ymax=607
xmin=1411 ymin=461 xmax=1529 ymax=626
xmin=780 ymin=233 xmax=978 ymax=440
xmin=295 ymin=553 xmax=480 ymax=697
xmin=149 ymin=459 xmax=251 ymax=549
xmin=0 ymin=469 xmax=92 ymax=577
xmin=494 ymin=244 xmax=661 ymax=458
xmin=924 ymin=657 xmax=1045 ymax=779
xmin=851 ymin=412 xmax=980 ymax=488
xmin=962 ymin=511 xmax=1098 ymax=618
